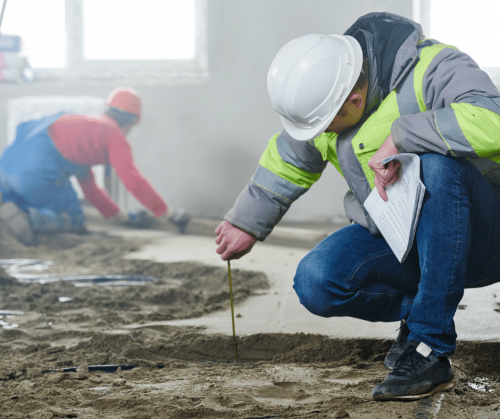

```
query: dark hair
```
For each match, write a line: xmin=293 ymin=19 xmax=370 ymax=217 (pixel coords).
xmin=104 ymin=107 xmax=139 ymax=128
xmin=337 ymin=59 xmax=370 ymax=117
xmin=353 ymin=58 xmax=369 ymax=92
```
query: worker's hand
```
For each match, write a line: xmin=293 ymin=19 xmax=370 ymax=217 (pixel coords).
xmin=111 ymin=210 xmax=129 ymax=223
xmin=368 ymin=134 xmax=400 ymax=201
xmin=215 ymin=221 xmax=257 ymax=261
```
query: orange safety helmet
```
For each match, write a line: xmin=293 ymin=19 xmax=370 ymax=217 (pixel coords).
xmin=105 ymin=87 xmax=142 ymax=123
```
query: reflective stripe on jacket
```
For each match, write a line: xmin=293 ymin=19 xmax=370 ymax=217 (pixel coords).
xmin=225 ymin=14 xmax=500 ymax=241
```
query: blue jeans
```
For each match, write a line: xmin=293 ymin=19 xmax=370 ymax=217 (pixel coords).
xmin=294 ymin=154 xmax=500 ymax=356
xmin=0 ymin=114 xmax=88 ymax=227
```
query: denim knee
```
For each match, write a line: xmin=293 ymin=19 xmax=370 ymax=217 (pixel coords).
xmin=419 ymin=154 xmax=468 ymax=191
xmin=293 ymin=250 xmax=349 ymax=318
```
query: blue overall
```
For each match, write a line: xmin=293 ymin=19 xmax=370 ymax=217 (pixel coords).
xmin=0 ymin=114 xmax=88 ymax=228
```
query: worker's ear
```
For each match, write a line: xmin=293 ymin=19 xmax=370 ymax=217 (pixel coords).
xmin=347 ymin=92 xmax=364 ymax=109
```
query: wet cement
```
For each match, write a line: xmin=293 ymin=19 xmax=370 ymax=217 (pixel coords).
xmin=0 ymin=225 xmax=499 ymax=418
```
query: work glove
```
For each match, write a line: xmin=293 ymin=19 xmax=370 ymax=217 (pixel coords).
xmin=164 ymin=208 xmax=191 ymax=234
xmin=215 ymin=221 xmax=257 ymax=261
xmin=128 ymin=211 xmax=151 ymax=228
xmin=111 ymin=210 xmax=130 ymax=223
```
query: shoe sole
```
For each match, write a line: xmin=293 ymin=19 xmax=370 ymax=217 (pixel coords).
xmin=0 ymin=202 xmax=34 ymax=245
xmin=373 ymin=380 xmax=456 ymax=401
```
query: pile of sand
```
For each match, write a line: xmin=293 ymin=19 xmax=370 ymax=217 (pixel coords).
xmin=0 ymin=261 xmax=267 ymax=319
xmin=0 ymin=221 xmax=268 ymax=319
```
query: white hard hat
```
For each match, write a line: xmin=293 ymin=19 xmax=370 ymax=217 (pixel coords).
xmin=267 ymin=34 xmax=363 ymax=141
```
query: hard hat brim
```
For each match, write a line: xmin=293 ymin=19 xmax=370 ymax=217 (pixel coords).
xmin=282 ymin=35 xmax=364 ymax=141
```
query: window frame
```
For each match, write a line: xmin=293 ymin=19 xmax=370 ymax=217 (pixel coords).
xmin=413 ymin=0 xmax=500 ymax=86
xmin=32 ymin=0 xmax=208 ymax=83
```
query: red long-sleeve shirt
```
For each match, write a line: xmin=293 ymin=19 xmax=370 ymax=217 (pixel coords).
xmin=48 ymin=114 xmax=168 ymax=219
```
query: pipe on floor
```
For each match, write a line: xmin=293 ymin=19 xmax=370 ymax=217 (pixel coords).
xmin=413 ymin=393 xmax=446 ymax=419
xmin=41 ymin=364 xmax=165 ymax=374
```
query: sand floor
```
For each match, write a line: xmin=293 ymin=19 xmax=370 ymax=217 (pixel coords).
xmin=0 ymin=225 xmax=499 ymax=418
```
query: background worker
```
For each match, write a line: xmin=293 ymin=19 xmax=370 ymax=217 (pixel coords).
xmin=0 ymin=87 xmax=190 ymax=244
xmin=215 ymin=12 xmax=500 ymax=400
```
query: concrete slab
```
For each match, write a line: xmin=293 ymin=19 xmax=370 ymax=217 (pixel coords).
xmin=96 ymin=226 xmax=500 ymax=342
xmin=84 ymin=205 xmax=347 ymax=249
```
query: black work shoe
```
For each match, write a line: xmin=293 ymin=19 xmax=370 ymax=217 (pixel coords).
xmin=373 ymin=341 xmax=455 ymax=401
xmin=384 ymin=319 xmax=410 ymax=370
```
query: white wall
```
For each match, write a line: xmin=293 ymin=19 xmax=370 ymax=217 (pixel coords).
xmin=0 ymin=0 xmax=412 ymax=222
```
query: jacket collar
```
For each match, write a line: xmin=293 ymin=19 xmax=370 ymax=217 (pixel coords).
xmin=344 ymin=12 xmax=424 ymax=113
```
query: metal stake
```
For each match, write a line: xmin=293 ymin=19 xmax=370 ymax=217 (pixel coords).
xmin=227 ymin=260 xmax=238 ymax=362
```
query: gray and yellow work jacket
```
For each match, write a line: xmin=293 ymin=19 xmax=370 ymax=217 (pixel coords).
xmin=226 ymin=12 xmax=500 ymax=239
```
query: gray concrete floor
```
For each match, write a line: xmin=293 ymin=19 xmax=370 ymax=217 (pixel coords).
xmin=93 ymin=225 xmax=500 ymax=343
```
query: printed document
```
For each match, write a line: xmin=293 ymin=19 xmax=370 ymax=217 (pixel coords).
xmin=364 ymin=153 xmax=425 ymax=263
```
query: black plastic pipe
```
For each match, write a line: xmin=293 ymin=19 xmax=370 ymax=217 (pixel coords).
xmin=247 ymin=416 xmax=282 ymax=419
xmin=41 ymin=364 xmax=165 ymax=374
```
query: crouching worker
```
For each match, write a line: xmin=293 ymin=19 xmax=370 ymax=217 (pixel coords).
xmin=216 ymin=13 xmax=500 ymax=400
xmin=0 ymin=87 xmax=190 ymax=245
